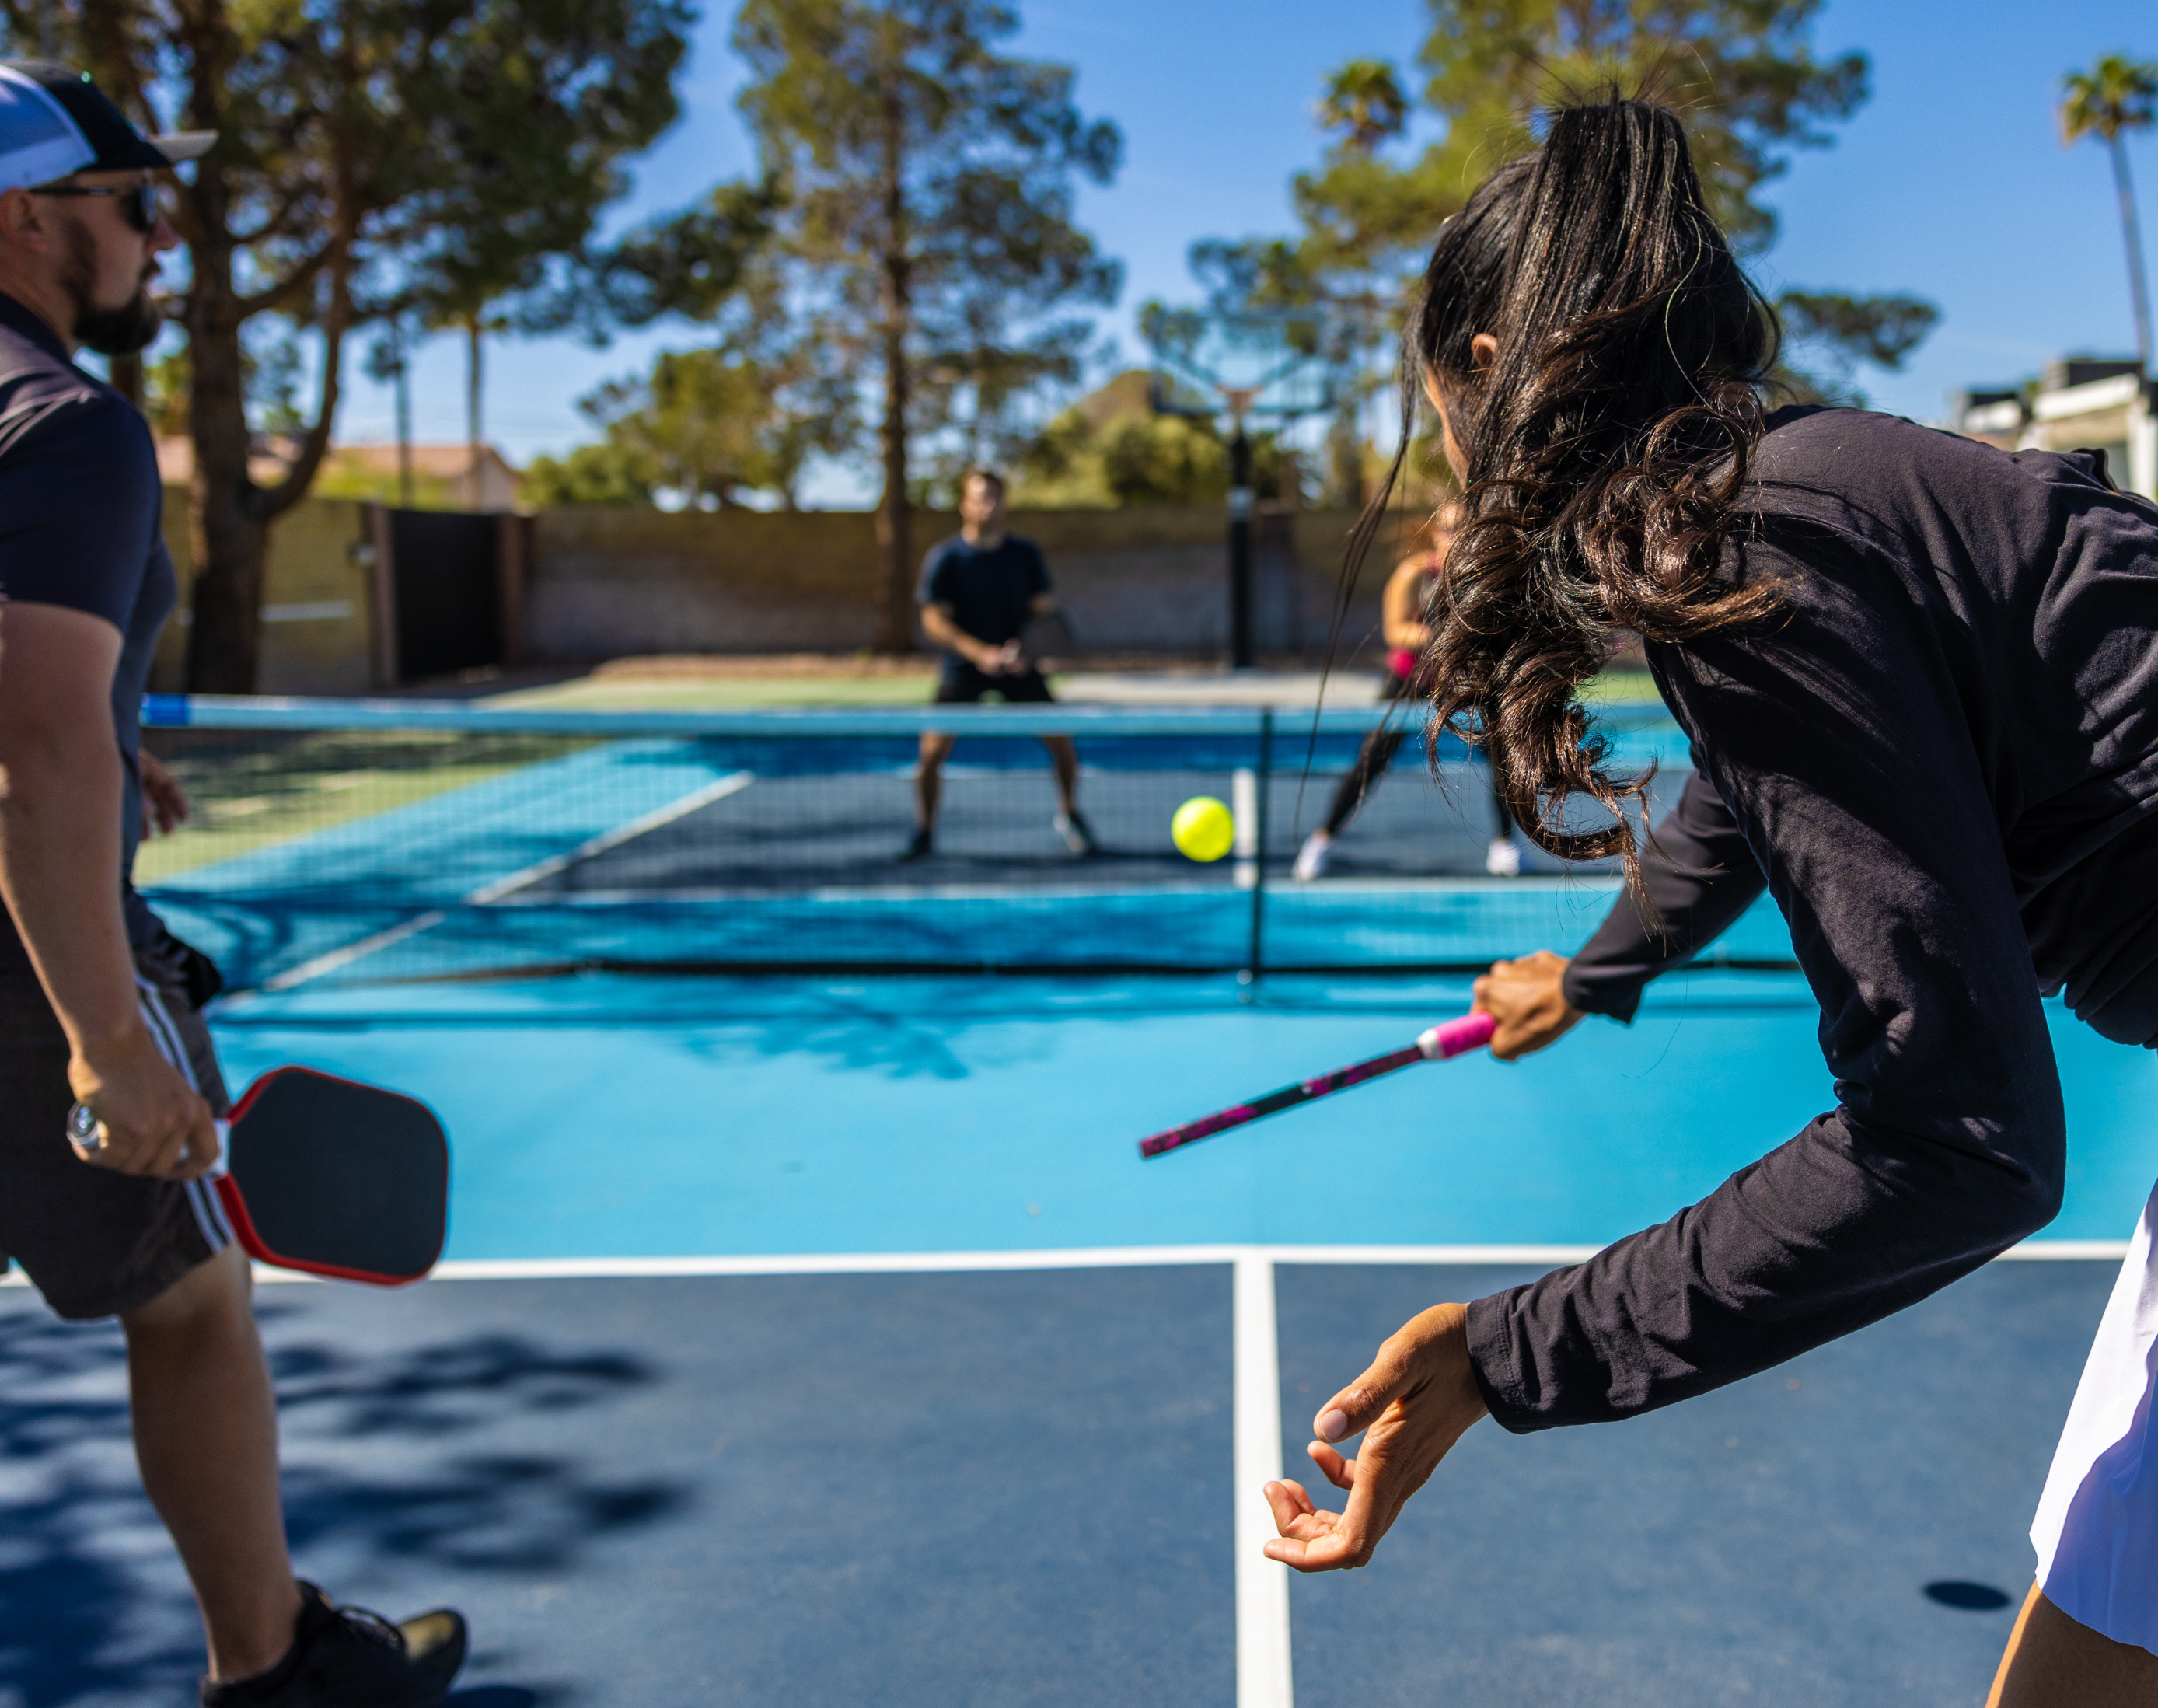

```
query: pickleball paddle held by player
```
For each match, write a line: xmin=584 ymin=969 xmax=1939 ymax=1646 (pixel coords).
xmin=1137 ymin=1010 xmax=1496 ymax=1158
xmin=70 ymin=1066 xmax=449 ymax=1286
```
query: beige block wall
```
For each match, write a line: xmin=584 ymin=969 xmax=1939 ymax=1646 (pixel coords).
xmin=526 ymin=505 xmax=1407 ymax=661
xmin=150 ymin=491 xmax=375 ymax=695
xmin=142 ymin=497 xmax=1422 ymax=691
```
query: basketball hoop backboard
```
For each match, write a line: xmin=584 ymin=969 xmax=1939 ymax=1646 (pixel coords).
xmin=1140 ymin=306 xmax=1336 ymax=426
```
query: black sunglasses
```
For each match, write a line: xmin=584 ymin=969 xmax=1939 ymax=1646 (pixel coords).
xmin=28 ymin=181 xmax=166 ymax=235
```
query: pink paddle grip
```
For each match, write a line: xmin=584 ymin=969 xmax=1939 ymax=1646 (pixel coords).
xmin=1417 ymin=1010 xmax=1496 ymax=1060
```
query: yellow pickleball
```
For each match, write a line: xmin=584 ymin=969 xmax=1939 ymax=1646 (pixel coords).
xmin=1172 ymin=795 xmax=1235 ymax=863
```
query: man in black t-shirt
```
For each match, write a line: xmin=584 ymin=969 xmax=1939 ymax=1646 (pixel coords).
xmin=906 ymin=466 xmax=1095 ymax=859
xmin=0 ymin=62 xmax=463 ymax=1706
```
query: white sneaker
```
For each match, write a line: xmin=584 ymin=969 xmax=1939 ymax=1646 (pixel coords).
xmin=1293 ymin=831 xmax=1334 ymax=882
xmin=1053 ymin=810 xmax=1098 ymax=856
xmin=1484 ymin=834 xmax=1523 ymax=878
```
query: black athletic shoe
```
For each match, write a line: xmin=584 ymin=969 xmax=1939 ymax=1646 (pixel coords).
xmin=1053 ymin=810 xmax=1098 ymax=856
xmin=899 ymin=827 xmax=934 ymax=861
xmin=201 ymin=1581 xmax=467 ymax=1708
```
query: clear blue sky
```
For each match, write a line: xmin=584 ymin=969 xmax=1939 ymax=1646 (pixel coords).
xmin=330 ymin=0 xmax=2157 ymax=501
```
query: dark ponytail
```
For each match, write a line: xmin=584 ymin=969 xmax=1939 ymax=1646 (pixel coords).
xmin=1349 ymin=95 xmax=1780 ymax=885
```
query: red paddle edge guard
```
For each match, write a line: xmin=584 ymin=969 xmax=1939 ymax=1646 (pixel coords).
xmin=1137 ymin=1009 xmax=1496 ymax=1160
xmin=215 ymin=1067 xmax=448 ymax=1287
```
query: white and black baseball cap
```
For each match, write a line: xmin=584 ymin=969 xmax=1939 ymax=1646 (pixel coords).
xmin=0 ymin=61 xmax=214 ymax=193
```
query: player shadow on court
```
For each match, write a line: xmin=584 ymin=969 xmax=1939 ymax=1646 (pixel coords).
xmin=0 ymin=1301 xmax=682 ymax=1703
xmin=695 ymin=1008 xmax=978 ymax=1079
xmin=679 ymin=985 xmax=1095 ymax=1081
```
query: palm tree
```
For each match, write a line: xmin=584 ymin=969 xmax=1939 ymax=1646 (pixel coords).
xmin=2062 ymin=54 xmax=2158 ymax=376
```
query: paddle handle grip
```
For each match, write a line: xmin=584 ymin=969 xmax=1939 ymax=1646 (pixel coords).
xmin=1418 ymin=1010 xmax=1496 ymax=1060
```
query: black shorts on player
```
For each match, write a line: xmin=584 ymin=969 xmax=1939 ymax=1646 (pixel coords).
xmin=933 ymin=665 xmax=1056 ymax=704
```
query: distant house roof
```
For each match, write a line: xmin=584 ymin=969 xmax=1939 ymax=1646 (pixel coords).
xmin=154 ymin=435 xmax=289 ymax=487
xmin=2041 ymin=358 xmax=2144 ymax=394
xmin=154 ymin=437 xmax=523 ymax=509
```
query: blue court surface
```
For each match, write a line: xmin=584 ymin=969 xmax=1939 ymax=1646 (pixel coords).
xmin=5 ymin=966 xmax=2153 ymax=1706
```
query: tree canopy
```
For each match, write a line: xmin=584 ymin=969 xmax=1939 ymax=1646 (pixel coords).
xmin=732 ymin=0 xmax=1122 ymax=647
xmin=42 ymin=0 xmax=700 ymax=688
xmin=1154 ymin=0 xmax=1931 ymax=502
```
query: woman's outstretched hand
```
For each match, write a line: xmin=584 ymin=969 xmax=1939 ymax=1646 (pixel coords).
xmin=1473 ymin=948 xmax=1585 ymax=1060
xmin=1262 ymin=1301 xmax=1488 ymax=1571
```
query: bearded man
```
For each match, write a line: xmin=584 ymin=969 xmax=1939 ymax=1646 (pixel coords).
xmin=0 ymin=61 xmax=466 ymax=1706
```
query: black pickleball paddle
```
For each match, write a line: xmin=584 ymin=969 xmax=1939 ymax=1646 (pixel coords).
xmin=71 ymin=1067 xmax=449 ymax=1285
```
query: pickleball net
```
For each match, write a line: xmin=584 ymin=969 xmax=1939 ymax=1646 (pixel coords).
xmin=137 ymin=696 xmax=1794 ymax=990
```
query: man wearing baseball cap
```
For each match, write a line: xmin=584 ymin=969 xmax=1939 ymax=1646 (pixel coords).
xmin=0 ymin=63 xmax=466 ymax=1706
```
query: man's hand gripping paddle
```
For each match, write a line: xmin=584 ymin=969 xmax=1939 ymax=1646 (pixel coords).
xmin=71 ymin=1067 xmax=449 ymax=1284
xmin=1138 ymin=1010 xmax=1496 ymax=1159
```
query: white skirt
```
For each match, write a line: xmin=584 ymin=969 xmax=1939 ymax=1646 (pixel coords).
xmin=2031 ymin=1178 xmax=2158 ymax=1654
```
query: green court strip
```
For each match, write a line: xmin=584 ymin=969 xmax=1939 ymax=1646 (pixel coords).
xmin=484 ymin=672 xmax=941 ymax=711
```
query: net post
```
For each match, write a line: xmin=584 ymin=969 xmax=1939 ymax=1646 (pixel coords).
xmin=1245 ymin=707 xmax=1273 ymax=984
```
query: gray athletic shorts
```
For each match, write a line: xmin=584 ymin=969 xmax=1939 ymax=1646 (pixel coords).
xmin=0 ymin=935 xmax=232 ymax=1320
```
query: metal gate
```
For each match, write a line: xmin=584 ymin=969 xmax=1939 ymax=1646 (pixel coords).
xmin=362 ymin=505 xmax=527 ymax=686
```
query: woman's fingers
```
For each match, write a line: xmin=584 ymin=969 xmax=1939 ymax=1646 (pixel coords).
xmin=1263 ymin=1528 xmax=1349 ymax=1567
xmin=1272 ymin=1304 xmax=1489 ymax=1574
xmin=1263 ymin=1479 xmax=1319 ymax=1531
xmin=1263 ymin=1484 xmax=1355 ymax=1567
xmin=1312 ymin=1322 xmax=1428 ymax=1443
xmin=1306 ymin=1440 xmax=1356 ymax=1490
xmin=1475 ymin=948 xmax=1584 ymax=1060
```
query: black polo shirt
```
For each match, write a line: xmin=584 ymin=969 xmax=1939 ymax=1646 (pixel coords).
xmin=0 ymin=291 xmax=176 ymax=973
xmin=917 ymin=533 xmax=1049 ymax=675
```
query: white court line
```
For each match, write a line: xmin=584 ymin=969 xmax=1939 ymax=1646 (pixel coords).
xmin=260 ymin=770 xmax=754 ymax=990
xmin=355 ymin=1236 xmax=2131 ymax=1281
xmin=410 ymin=1242 xmax=1609 ymax=1280
xmin=264 ymin=909 xmax=447 ymax=991
xmin=2 ymin=1238 xmax=2121 ymax=1290
xmin=464 ymin=770 xmax=755 ymax=905
xmin=1234 ymin=1255 xmax=1294 ymax=1708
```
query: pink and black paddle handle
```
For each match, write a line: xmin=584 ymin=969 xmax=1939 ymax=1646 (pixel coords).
xmin=1137 ymin=1010 xmax=1496 ymax=1159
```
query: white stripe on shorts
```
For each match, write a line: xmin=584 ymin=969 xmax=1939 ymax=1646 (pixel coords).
xmin=133 ymin=975 xmax=232 ymax=1253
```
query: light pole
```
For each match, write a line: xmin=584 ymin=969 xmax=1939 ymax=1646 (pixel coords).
xmin=1224 ymin=393 xmax=1256 ymax=669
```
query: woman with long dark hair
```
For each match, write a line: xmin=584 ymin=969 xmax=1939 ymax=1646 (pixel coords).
xmin=1262 ymin=96 xmax=2158 ymax=1703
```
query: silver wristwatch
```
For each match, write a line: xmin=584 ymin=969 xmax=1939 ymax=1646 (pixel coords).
xmin=66 ymin=1102 xmax=105 ymax=1152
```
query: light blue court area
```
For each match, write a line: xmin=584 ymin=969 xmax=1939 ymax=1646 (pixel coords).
xmin=8 ymin=966 xmax=2156 ymax=1706
xmin=208 ymin=969 xmax=2158 ymax=1258
xmin=29 ymin=700 xmax=2158 ymax=1703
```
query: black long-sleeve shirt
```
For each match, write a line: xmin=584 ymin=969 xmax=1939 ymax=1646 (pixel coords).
xmin=1465 ymin=405 xmax=2158 ymax=1432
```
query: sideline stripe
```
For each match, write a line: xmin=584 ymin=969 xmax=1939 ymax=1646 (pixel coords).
xmin=262 ymin=770 xmax=756 ymax=990
xmin=264 ymin=909 xmax=447 ymax=992
xmin=466 ymin=770 xmax=756 ymax=905
xmin=1234 ymin=1256 xmax=1294 ymax=1708
xmin=3 ymin=1238 xmax=2121 ymax=1290
xmin=143 ymin=1236 xmax=2125 ymax=1286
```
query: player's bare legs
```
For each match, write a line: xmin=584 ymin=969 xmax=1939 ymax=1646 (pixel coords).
xmin=121 ymin=1243 xmax=303 ymax=1682
xmin=913 ymin=731 xmax=957 ymax=840
xmin=1987 ymin=1582 xmax=2158 ymax=1706
xmin=1039 ymin=735 xmax=1079 ymax=815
